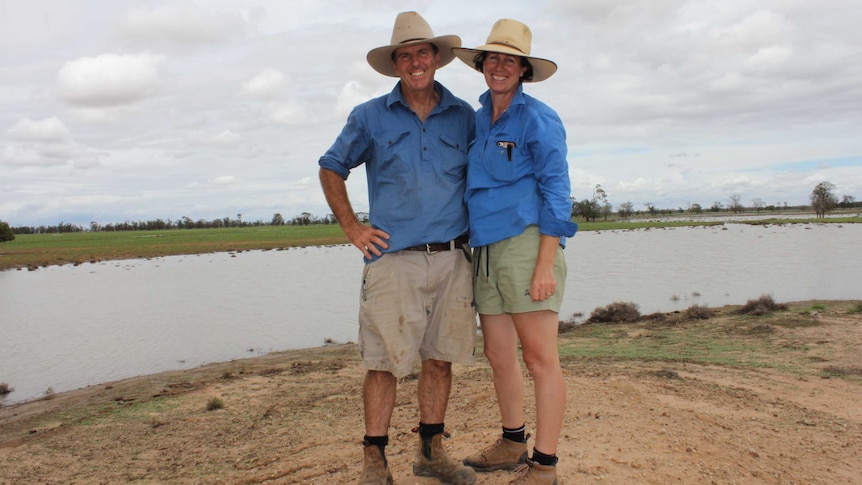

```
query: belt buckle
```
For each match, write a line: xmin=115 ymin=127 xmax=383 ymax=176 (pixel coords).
xmin=425 ymin=243 xmax=438 ymax=255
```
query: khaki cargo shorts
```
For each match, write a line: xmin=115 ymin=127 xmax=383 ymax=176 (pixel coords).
xmin=473 ymin=225 xmax=568 ymax=315
xmin=358 ymin=250 xmax=476 ymax=378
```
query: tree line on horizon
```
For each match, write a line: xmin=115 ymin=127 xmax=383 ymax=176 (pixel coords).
xmin=570 ymin=181 xmax=857 ymax=222
xmin=1 ymin=181 xmax=858 ymax=239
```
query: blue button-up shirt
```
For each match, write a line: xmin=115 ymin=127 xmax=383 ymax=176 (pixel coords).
xmin=319 ymin=81 xmax=475 ymax=257
xmin=465 ymin=85 xmax=578 ymax=247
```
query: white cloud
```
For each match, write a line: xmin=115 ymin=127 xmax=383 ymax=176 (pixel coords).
xmin=1 ymin=1 xmax=860 ymax=227
xmin=712 ymin=9 xmax=792 ymax=49
xmin=242 ymin=68 xmax=286 ymax=100
xmin=335 ymin=62 xmax=386 ymax=117
xmin=211 ymin=175 xmax=241 ymax=185
xmin=186 ymin=129 xmax=241 ymax=148
xmin=121 ymin=4 xmax=246 ymax=46
xmin=269 ymin=99 xmax=306 ymax=125
xmin=1 ymin=116 xmax=103 ymax=169
xmin=0 ymin=140 xmax=100 ymax=169
xmin=56 ymin=53 xmax=165 ymax=107
xmin=745 ymin=45 xmax=793 ymax=71
xmin=709 ymin=72 xmax=746 ymax=92
xmin=6 ymin=117 xmax=71 ymax=142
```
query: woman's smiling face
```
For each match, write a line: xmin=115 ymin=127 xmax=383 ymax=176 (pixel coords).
xmin=482 ymin=52 xmax=527 ymax=95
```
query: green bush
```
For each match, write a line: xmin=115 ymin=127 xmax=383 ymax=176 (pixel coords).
xmin=0 ymin=221 xmax=14 ymax=242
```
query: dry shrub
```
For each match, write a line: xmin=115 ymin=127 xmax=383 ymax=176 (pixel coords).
xmin=558 ymin=313 xmax=582 ymax=333
xmin=685 ymin=304 xmax=715 ymax=320
xmin=587 ymin=301 xmax=641 ymax=324
xmin=206 ymin=397 xmax=224 ymax=411
xmin=0 ymin=382 xmax=13 ymax=395
xmin=822 ymin=366 xmax=862 ymax=378
xmin=736 ymin=295 xmax=788 ymax=316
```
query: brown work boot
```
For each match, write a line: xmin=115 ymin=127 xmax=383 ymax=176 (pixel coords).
xmin=358 ymin=443 xmax=394 ymax=485
xmin=413 ymin=433 xmax=477 ymax=484
xmin=463 ymin=436 xmax=528 ymax=472
xmin=509 ymin=458 xmax=558 ymax=484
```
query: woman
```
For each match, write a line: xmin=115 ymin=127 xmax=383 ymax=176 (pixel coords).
xmin=453 ymin=19 xmax=578 ymax=485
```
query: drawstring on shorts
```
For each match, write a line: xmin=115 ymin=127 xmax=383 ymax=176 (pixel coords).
xmin=474 ymin=245 xmax=490 ymax=279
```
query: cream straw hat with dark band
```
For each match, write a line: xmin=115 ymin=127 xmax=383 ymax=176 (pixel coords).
xmin=453 ymin=18 xmax=557 ymax=82
xmin=367 ymin=11 xmax=461 ymax=77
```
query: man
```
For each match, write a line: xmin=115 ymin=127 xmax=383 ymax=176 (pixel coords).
xmin=318 ymin=11 xmax=477 ymax=485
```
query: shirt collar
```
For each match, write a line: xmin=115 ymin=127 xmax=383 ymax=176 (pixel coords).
xmin=386 ymin=81 xmax=453 ymax=111
xmin=478 ymin=83 xmax=526 ymax=110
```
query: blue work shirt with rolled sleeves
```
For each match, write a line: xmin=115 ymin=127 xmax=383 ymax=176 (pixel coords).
xmin=319 ymin=81 xmax=475 ymax=258
xmin=465 ymin=85 xmax=578 ymax=248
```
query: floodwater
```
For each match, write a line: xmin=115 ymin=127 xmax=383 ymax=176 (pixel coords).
xmin=1 ymin=222 xmax=860 ymax=404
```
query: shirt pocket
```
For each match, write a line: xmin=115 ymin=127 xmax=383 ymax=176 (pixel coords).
xmin=485 ymin=134 xmax=524 ymax=183
xmin=438 ymin=133 xmax=469 ymax=180
xmin=376 ymin=130 xmax=412 ymax=175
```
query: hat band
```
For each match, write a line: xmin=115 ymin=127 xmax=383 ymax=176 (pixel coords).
xmin=487 ymin=43 xmax=527 ymax=56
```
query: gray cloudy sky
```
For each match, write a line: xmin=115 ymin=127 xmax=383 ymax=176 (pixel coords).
xmin=2 ymin=0 xmax=861 ymax=227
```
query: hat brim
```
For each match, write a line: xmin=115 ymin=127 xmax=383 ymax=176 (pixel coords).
xmin=452 ymin=45 xmax=557 ymax=83
xmin=367 ymin=35 xmax=461 ymax=77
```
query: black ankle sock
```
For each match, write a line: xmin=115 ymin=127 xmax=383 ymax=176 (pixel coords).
xmin=363 ymin=435 xmax=389 ymax=466
xmin=531 ymin=448 xmax=558 ymax=466
xmin=418 ymin=422 xmax=444 ymax=458
xmin=363 ymin=435 xmax=389 ymax=448
xmin=418 ymin=422 xmax=445 ymax=439
xmin=502 ymin=424 xmax=526 ymax=443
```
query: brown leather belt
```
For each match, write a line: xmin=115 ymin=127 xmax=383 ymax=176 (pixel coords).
xmin=403 ymin=234 xmax=469 ymax=254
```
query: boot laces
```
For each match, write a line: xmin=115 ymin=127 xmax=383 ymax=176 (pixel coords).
xmin=512 ymin=462 xmax=530 ymax=476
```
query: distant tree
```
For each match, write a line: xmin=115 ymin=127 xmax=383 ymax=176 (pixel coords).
xmin=728 ymin=194 xmax=744 ymax=213
xmin=271 ymin=213 xmax=285 ymax=226
xmin=751 ymin=198 xmax=765 ymax=212
xmin=810 ymin=181 xmax=838 ymax=218
xmin=291 ymin=212 xmax=315 ymax=225
xmin=601 ymin=202 xmax=613 ymax=221
xmin=688 ymin=203 xmax=702 ymax=214
xmin=571 ymin=185 xmax=607 ymax=222
xmin=644 ymin=203 xmax=657 ymax=216
xmin=571 ymin=198 xmax=599 ymax=222
xmin=0 ymin=220 xmax=13 ymax=242
xmin=618 ymin=201 xmax=634 ymax=221
xmin=839 ymin=195 xmax=856 ymax=208
xmin=710 ymin=201 xmax=723 ymax=213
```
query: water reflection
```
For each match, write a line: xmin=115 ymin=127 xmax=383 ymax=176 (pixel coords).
xmin=1 ymin=223 xmax=860 ymax=404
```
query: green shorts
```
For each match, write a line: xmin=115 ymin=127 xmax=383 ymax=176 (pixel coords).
xmin=358 ymin=250 xmax=476 ymax=378
xmin=473 ymin=225 xmax=567 ymax=315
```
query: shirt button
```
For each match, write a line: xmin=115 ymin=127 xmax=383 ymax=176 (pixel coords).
xmin=423 ymin=146 xmax=427 ymax=151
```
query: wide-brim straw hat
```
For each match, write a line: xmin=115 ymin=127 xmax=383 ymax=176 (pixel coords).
xmin=367 ymin=11 xmax=461 ymax=77
xmin=453 ymin=19 xmax=557 ymax=82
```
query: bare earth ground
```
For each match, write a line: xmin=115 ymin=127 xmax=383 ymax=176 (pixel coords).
xmin=1 ymin=302 xmax=860 ymax=485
